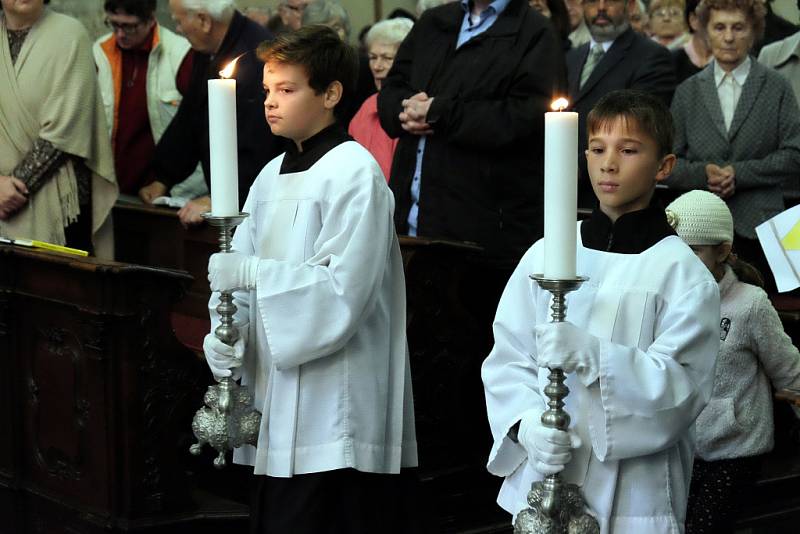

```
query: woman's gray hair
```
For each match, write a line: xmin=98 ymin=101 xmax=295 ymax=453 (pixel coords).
xmin=302 ymin=0 xmax=351 ymax=40
xmin=181 ymin=0 xmax=236 ymax=21
xmin=365 ymin=18 xmax=414 ymax=49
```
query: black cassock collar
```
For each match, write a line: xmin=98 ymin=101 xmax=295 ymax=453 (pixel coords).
xmin=280 ymin=123 xmax=352 ymax=174
xmin=580 ymin=200 xmax=676 ymax=254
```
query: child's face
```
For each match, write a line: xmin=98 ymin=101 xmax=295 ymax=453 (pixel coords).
xmin=689 ymin=243 xmax=730 ymax=281
xmin=262 ymin=61 xmax=338 ymax=148
xmin=586 ymin=117 xmax=675 ymax=221
xmin=691 ymin=244 xmax=718 ymax=274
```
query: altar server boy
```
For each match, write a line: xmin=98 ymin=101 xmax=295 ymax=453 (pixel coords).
xmin=482 ymin=90 xmax=720 ymax=533
xmin=202 ymin=26 xmax=418 ymax=533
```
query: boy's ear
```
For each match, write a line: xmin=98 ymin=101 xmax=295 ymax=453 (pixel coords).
xmin=654 ymin=153 xmax=677 ymax=183
xmin=323 ymin=81 xmax=343 ymax=110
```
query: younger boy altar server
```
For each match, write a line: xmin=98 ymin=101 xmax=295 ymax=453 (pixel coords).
xmin=202 ymin=26 xmax=418 ymax=533
xmin=482 ymin=90 xmax=721 ymax=533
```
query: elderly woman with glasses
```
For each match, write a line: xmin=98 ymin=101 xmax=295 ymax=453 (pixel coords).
xmin=664 ymin=0 xmax=800 ymax=293
xmin=649 ymin=0 xmax=690 ymax=49
xmin=0 ymin=0 xmax=117 ymax=256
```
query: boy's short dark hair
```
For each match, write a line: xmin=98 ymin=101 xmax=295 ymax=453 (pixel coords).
xmin=257 ymin=25 xmax=358 ymax=112
xmin=104 ymin=0 xmax=157 ymax=19
xmin=587 ymin=90 xmax=674 ymax=158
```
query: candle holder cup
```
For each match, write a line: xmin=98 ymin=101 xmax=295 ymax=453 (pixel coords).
xmin=514 ymin=274 xmax=599 ymax=534
xmin=189 ymin=212 xmax=262 ymax=469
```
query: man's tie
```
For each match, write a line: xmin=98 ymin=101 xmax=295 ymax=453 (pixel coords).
xmin=580 ymin=44 xmax=605 ymax=89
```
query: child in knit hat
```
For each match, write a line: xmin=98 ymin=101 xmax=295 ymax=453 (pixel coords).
xmin=667 ymin=189 xmax=800 ymax=533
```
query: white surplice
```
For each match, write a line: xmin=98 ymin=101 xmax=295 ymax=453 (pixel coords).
xmin=210 ymin=140 xmax=418 ymax=477
xmin=482 ymin=224 xmax=720 ymax=533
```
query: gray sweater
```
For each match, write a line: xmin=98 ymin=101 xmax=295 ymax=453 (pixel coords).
xmin=695 ymin=265 xmax=800 ymax=460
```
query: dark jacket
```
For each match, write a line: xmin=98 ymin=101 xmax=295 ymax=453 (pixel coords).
xmin=671 ymin=46 xmax=702 ymax=85
xmin=566 ymin=28 xmax=676 ymax=207
xmin=154 ymin=11 xmax=283 ymax=206
xmin=378 ymin=0 xmax=565 ymax=268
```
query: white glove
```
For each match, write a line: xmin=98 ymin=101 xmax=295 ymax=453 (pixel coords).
xmin=208 ymin=252 xmax=260 ymax=292
xmin=203 ymin=327 xmax=247 ymax=380
xmin=518 ymin=409 xmax=582 ymax=476
xmin=535 ymin=321 xmax=601 ymax=386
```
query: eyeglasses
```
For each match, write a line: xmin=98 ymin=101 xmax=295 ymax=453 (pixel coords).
xmin=651 ymin=7 xmax=683 ymax=18
xmin=104 ymin=18 xmax=146 ymax=35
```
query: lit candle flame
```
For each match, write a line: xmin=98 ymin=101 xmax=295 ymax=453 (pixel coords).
xmin=219 ymin=57 xmax=240 ymax=79
xmin=551 ymin=98 xmax=569 ymax=112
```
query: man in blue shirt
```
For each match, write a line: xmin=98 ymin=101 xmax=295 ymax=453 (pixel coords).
xmin=378 ymin=0 xmax=565 ymax=513
xmin=379 ymin=0 xmax=564 ymax=269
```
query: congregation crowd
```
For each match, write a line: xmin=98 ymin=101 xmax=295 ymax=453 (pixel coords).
xmin=5 ymin=0 xmax=800 ymax=532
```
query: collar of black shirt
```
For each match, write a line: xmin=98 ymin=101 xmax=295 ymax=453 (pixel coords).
xmin=580 ymin=199 xmax=676 ymax=254
xmin=280 ymin=123 xmax=352 ymax=174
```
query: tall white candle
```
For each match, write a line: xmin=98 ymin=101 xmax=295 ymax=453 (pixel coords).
xmin=208 ymin=73 xmax=239 ymax=217
xmin=543 ymin=99 xmax=578 ymax=279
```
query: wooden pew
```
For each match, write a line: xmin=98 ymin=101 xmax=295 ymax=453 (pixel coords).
xmin=113 ymin=199 xmax=216 ymax=321
xmin=0 ymin=245 xmax=247 ymax=534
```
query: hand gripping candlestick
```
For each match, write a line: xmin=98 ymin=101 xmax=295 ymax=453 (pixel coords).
xmin=189 ymin=213 xmax=262 ymax=468
xmin=189 ymin=56 xmax=261 ymax=468
xmin=513 ymin=99 xmax=599 ymax=533
xmin=514 ymin=275 xmax=598 ymax=534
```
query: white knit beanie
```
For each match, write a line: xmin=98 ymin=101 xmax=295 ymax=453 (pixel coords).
xmin=666 ymin=190 xmax=734 ymax=245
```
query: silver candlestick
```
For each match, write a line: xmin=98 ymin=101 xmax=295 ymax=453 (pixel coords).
xmin=514 ymin=275 xmax=599 ymax=534
xmin=190 ymin=212 xmax=261 ymax=469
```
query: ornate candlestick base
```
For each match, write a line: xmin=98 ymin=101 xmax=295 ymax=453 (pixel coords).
xmin=514 ymin=275 xmax=598 ymax=534
xmin=190 ymin=213 xmax=262 ymax=469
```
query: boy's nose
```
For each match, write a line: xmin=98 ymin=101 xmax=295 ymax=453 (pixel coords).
xmin=601 ymin=156 xmax=618 ymax=173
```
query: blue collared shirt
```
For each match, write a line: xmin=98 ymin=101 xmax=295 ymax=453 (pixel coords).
xmin=457 ymin=0 xmax=512 ymax=47
xmin=406 ymin=0 xmax=511 ymax=236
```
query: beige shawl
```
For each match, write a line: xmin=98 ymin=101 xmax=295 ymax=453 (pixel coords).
xmin=0 ymin=9 xmax=118 ymax=257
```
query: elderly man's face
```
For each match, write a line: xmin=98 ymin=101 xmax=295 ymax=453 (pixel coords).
xmin=169 ymin=0 xmax=211 ymax=52
xmin=583 ymin=0 xmax=630 ymax=42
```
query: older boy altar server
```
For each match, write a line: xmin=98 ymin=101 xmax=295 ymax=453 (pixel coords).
xmin=203 ymin=26 xmax=418 ymax=533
